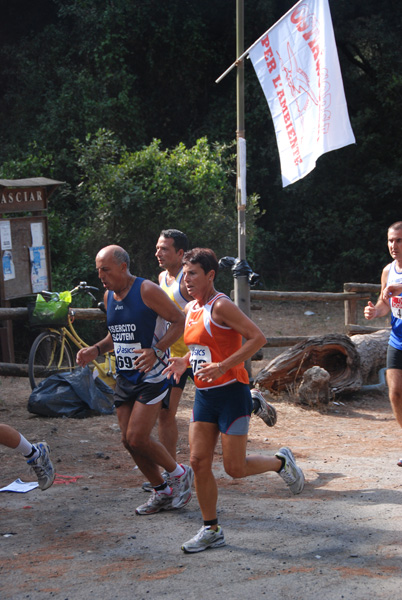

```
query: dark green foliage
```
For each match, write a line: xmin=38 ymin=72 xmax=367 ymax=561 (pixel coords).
xmin=0 ymin=1 xmax=400 ymax=291
xmin=74 ymin=130 xmax=260 ymax=294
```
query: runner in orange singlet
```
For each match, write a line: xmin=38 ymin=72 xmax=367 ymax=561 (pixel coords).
xmin=164 ymin=248 xmax=305 ymax=553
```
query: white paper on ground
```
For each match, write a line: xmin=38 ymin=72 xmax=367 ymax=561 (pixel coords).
xmin=0 ymin=478 xmax=39 ymax=493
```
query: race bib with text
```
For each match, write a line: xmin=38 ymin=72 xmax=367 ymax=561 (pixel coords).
xmin=189 ymin=344 xmax=212 ymax=374
xmin=114 ymin=342 xmax=142 ymax=370
xmin=391 ymin=297 xmax=402 ymax=320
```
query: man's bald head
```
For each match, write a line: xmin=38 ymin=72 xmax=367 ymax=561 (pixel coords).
xmin=97 ymin=245 xmax=130 ymax=270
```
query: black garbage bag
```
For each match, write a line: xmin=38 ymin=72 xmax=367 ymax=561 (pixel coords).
xmin=28 ymin=366 xmax=115 ymax=418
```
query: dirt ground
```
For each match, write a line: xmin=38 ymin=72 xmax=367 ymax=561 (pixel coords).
xmin=1 ymin=300 xmax=401 ymax=600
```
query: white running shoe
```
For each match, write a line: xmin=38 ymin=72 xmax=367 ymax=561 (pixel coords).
xmin=251 ymin=388 xmax=277 ymax=427
xmin=170 ymin=464 xmax=193 ymax=509
xmin=135 ymin=490 xmax=176 ymax=515
xmin=27 ymin=442 xmax=55 ymax=491
xmin=181 ymin=525 xmax=226 ymax=553
xmin=275 ymin=447 xmax=305 ymax=495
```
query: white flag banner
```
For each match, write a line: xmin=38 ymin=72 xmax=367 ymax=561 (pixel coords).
xmin=249 ymin=0 xmax=355 ymax=187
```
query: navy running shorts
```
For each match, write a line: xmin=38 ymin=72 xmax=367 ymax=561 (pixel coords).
xmin=171 ymin=367 xmax=194 ymax=390
xmin=114 ymin=375 xmax=170 ymax=409
xmin=191 ymin=381 xmax=252 ymax=435
xmin=387 ymin=345 xmax=402 ymax=370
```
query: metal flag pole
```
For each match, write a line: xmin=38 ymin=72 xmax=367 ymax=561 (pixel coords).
xmin=235 ymin=0 xmax=252 ymax=376
xmin=216 ymin=0 xmax=303 ymax=84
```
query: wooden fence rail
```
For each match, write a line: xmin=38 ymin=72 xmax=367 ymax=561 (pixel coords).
xmin=250 ymin=282 xmax=385 ymax=342
xmin=250 ymin=290 xmax=370 ymax=302
xmin=0 ymin=307 xmax=105 ymax=321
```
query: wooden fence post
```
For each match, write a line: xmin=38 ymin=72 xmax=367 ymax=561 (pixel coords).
xmin=344 ymin=283 xmax=357 ymax=329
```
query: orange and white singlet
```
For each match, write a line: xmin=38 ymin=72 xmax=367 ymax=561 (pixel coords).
xmin=160 ymin=268 xmax=189 ymax=358
xmin=184 ymin=292 xmax=249 ymax=390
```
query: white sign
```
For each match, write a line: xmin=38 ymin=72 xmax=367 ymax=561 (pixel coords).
xmin=0 ymin=220 xmax=12 ymax=250
xmin=31 ymin=222 xmax=44 ymax=247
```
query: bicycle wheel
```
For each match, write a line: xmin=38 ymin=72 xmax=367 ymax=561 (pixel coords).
xmin=28 ymin=331 xmax=75 ymax=390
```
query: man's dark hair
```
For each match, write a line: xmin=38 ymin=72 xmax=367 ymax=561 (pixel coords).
xmin=160 ymin=229 xmax=189 ymax=252
xmin=389 ymin=221 xmax=402 ymax=233
xmin=183 ymin=248 xmax=219 ymax=280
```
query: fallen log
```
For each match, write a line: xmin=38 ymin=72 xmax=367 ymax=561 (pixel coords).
xmin=255 ymin=329 xmax=390 ymax=398
xmin=351 ymin=329 xmax=390 ymax=384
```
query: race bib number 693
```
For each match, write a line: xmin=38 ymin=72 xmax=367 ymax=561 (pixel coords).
xmin=114 ymin=342 xmax=142 ymax=370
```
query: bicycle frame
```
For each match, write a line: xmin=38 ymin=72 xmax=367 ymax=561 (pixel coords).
xmin=48 ymin=315 xmax=115 ymax=387
xmin=30 ymin=281 xmax=116 ymax=389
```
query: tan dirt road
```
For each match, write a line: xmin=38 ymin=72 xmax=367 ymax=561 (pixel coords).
xmin=1 ymin=300 xmax=401 ymax=599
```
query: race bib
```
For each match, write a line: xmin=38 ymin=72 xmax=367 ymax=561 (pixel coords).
xmin=391 ymin=297 xmax=402 ymax=320
xmin=114 ymin=342 xmax=142 ymax=370
xmin=189 ymin=344 xmax=211 ymax=374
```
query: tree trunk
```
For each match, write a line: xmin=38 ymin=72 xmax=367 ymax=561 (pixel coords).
xmin=351 ymin=329 xmax=390 ymax=383
xmin=255 ymin=330 xmax=390 ymax=398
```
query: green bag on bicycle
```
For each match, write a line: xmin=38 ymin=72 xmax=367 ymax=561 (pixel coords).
xmin=29 ymin=291 xmax=72 ymax=327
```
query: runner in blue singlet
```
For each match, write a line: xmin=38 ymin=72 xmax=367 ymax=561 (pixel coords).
xmin=76 ymin=244 xmax=193 ymax=516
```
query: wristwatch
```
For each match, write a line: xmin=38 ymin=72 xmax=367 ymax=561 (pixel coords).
xmin=153 ymin=347 xmax=165 ymax=360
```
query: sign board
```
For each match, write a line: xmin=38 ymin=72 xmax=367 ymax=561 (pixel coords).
xmin=0 ymin=216 xmax=51 ymax=300
xmin=0 ymin=187 xmax=47 ymax=213
xmin=0 ymin=178 xmax=64 ymax=362
xmin=0 ymin=178 xmax=63 ymax=215
xmin=0 ymin=177 xmax=64 ymax=300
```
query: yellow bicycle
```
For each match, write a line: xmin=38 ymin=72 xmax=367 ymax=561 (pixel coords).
xmin=28 ymin=282 xmax=115 ymax=390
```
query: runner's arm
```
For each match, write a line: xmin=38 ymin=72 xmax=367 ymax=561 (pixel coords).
xmin=364 ymin=265 xmax=391 ymax=320
xmin=133 ymin=280 xmax=185 ymax=373
xmin=141 ymin=280 xmax=185 ymax=352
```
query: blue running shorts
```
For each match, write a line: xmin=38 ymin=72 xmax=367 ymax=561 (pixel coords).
xmin=171 ymin=367 xmax=194 ymax=390
xmin=191 ymin=381 xmax=252 ymax=435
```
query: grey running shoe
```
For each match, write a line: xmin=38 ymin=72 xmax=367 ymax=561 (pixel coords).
xmin=135 ymin=490 xmax=176 ymax=515
xmin=170 ymin=464 xmax=193 ymax=509
xmin=275 ymin=447 xmax=305 ymax=495
xmin=251 ymin=388 xmax=277 ymax=427
xmin=181 ymin=525 xmax=226 ymax=553
xmin=142 ymin=470 xmax=170 ymax=492
xmin=27 ymin=442 xmax=55 ymax=491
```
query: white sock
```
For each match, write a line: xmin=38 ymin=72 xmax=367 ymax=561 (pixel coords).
xmin=168 ymin=464 xmax=185 ymax=478
xmin=16 ymin=435 xmax=39 ymax=460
